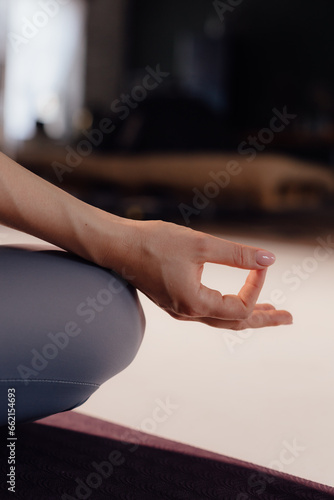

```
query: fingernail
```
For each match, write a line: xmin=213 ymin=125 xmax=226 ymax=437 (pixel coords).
xmin=256 ymin=250 xmax=276 ymax=266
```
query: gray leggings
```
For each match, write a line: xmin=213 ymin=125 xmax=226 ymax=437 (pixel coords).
xmin=0 ymin=244 xmax=145 ymax=426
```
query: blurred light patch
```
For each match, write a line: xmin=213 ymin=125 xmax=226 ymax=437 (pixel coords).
xmin=2 ymin=0 xmax=87 ymax=142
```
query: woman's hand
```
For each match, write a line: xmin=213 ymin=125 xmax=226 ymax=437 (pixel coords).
xmin=0 ymin=152 xmax=292 ymax=330
xmin=101 ymin=219 xmax=293 ymax=330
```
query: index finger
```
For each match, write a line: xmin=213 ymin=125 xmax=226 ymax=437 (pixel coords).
xmin=198 ymin=269 xmax=267 ymax=320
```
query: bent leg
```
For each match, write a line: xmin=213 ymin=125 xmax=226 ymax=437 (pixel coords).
xmin=0 ymin=245 xmax=145 ymax=426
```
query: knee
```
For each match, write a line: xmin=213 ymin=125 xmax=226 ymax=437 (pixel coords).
xmin=0 ymin=246 xmax=146 ymax=424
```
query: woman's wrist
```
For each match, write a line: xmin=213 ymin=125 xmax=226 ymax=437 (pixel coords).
xmin=81 ymin=204 xmax=141 ymax=274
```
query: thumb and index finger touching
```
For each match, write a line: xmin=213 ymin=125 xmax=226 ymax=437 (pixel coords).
xmin=196 ymin=234 xmax=287 ymax=322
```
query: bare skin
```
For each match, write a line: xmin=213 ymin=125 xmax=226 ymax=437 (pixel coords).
xmin=0 ymin=152 xmax=292 ymax=330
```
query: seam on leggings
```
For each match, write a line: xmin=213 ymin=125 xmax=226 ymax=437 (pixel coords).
xmin=0 ymin=379 xmax=100 ymax=387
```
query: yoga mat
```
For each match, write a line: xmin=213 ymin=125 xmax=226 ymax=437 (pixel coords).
xmin=1 ymin=411 xmax=333 ymax=499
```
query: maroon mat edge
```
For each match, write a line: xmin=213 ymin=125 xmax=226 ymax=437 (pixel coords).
xmin=35 ymin=410 xmax=334 ymax=496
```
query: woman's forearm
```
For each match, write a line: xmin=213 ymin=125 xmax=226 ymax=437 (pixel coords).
xmin=0 ymin=152 xmax=135 ymax=268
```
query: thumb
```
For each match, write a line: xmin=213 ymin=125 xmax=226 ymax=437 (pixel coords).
xmin=203 ymin=235 xmax=276 ymax=270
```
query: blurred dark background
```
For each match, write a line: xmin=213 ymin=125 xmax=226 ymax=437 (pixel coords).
xmin=123 ymin=0 xmax=334 ymax=163
xmin=0 ymin=0 xmax=334 ymax=232
xmin=84 ymin=0 xmax=334 ymax=162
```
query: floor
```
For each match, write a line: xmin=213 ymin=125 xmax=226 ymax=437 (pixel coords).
xmin=2 ymin=223 xmax=334 ymax=488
